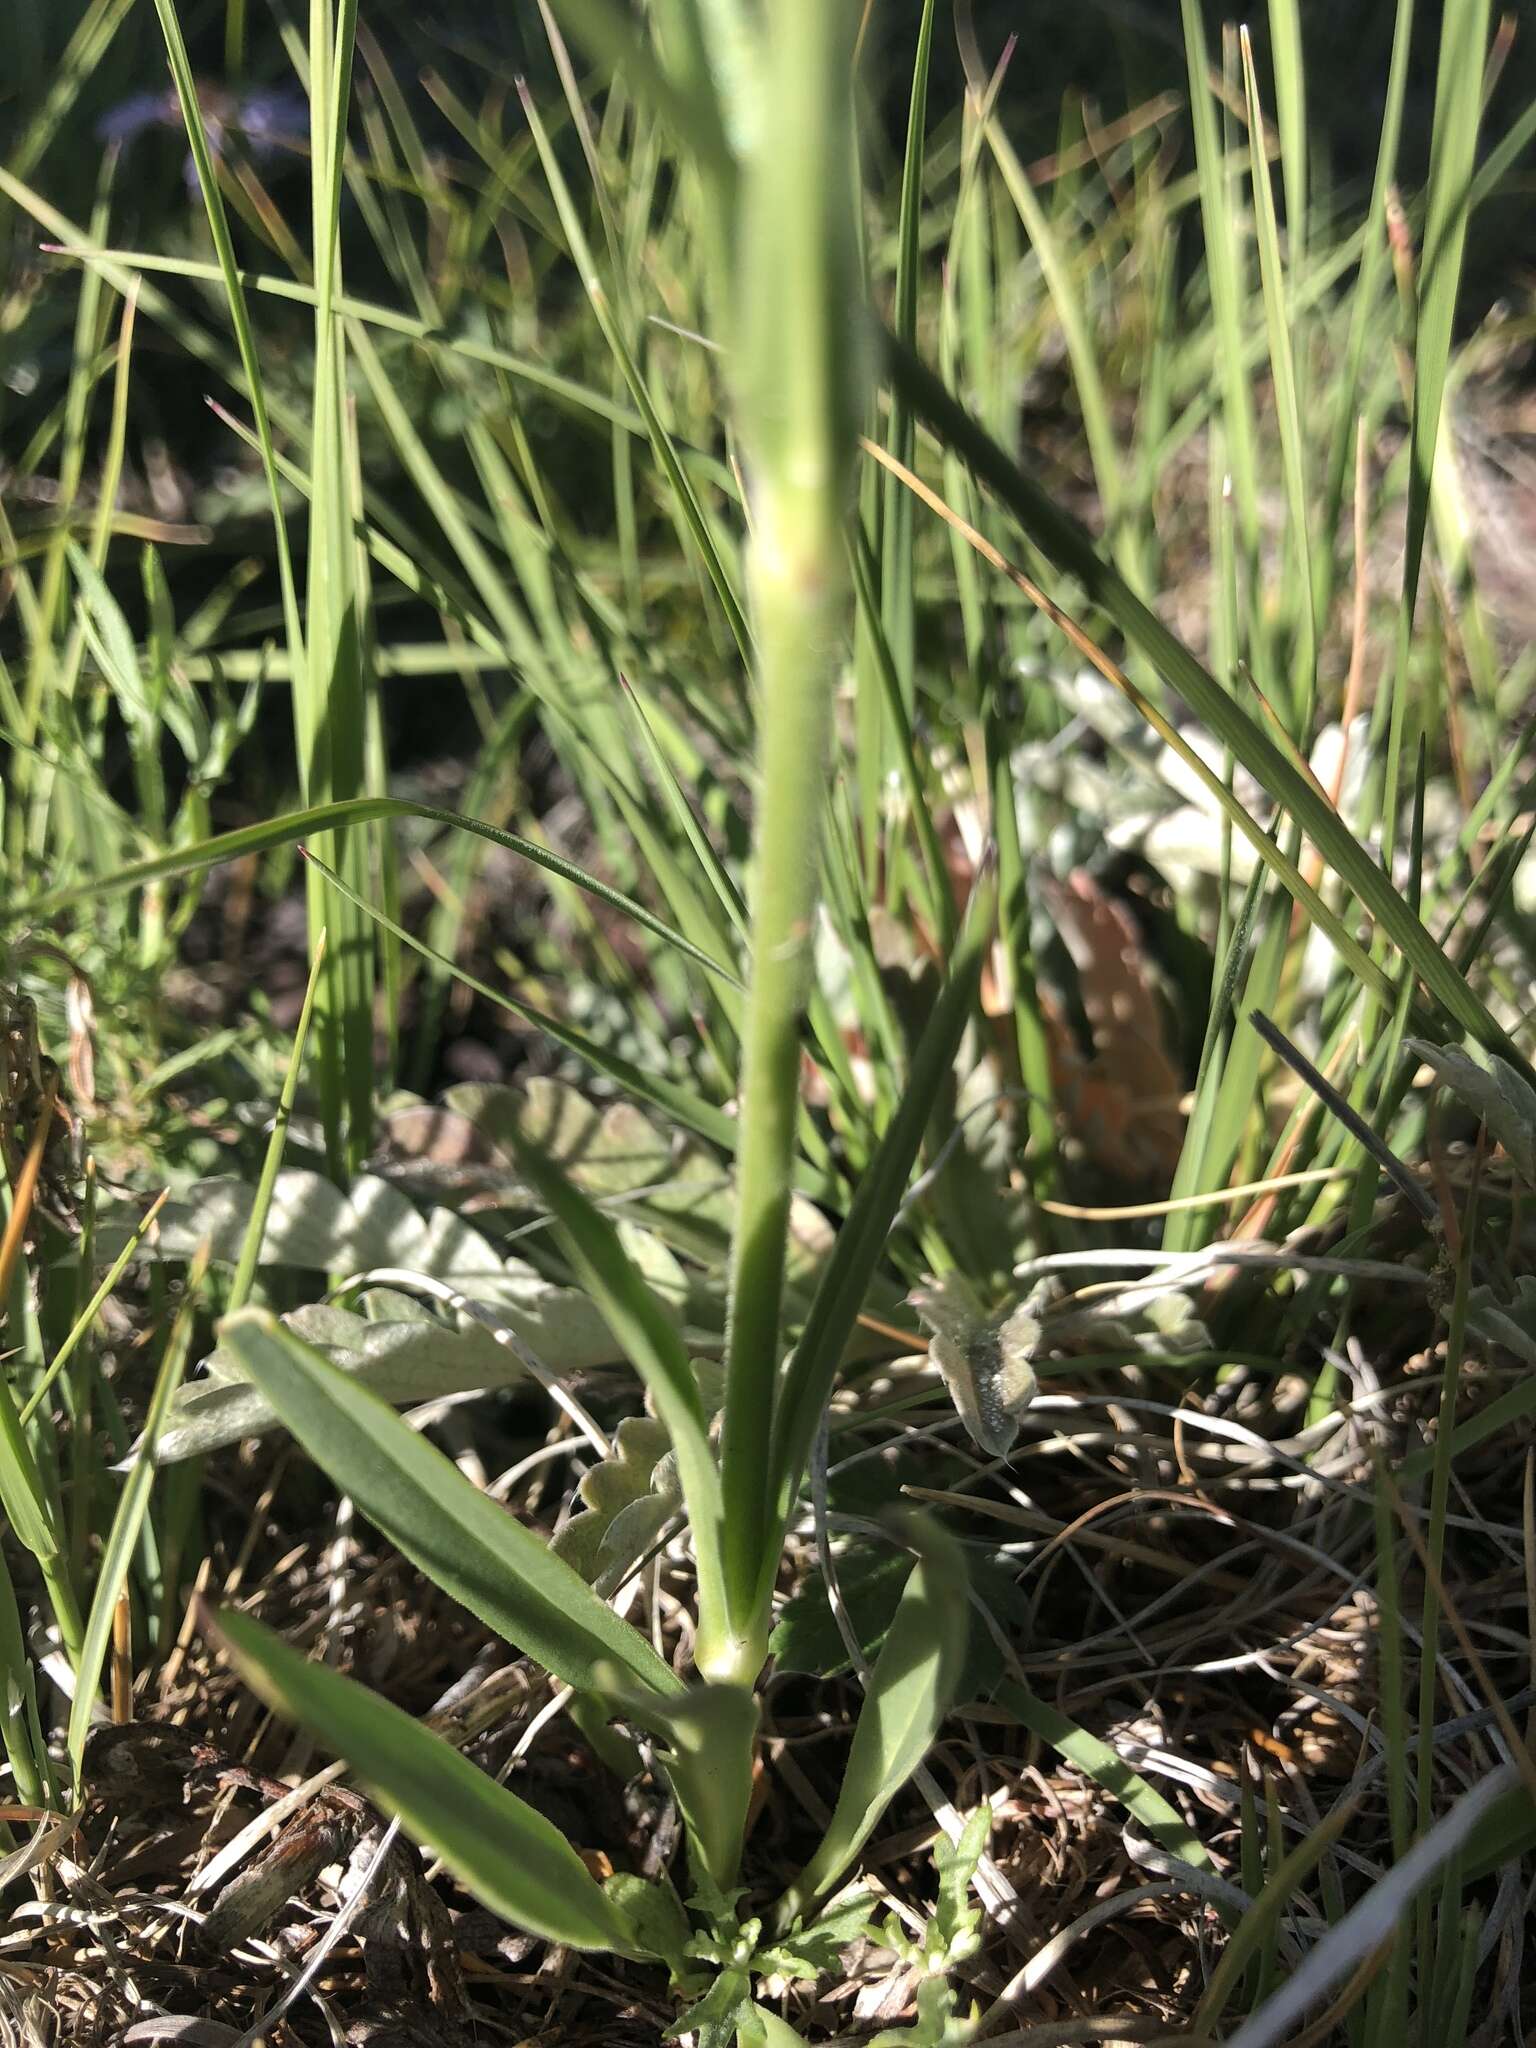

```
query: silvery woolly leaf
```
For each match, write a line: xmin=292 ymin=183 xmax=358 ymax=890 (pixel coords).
xmin=551 ymin=1414 xmax=681 ymax=1586
xmin=1468 ymin=1277 xmax=1536 ymax=1366
xmin=1408 ymin=1038 xmax=1536 ymax=1188
xmin=1047 ymin=1285 xmax=1211 ymax=1360
xmin=909 ymin=1275 xmax=1040 ymax=1458
xmin=116 ymin=1169 xmax=512 ymax=1299
xmin=155 ymin=1288 xmax=604 ymax=1464
xmin=446 ymin=1076 xmax=673 ymax=1196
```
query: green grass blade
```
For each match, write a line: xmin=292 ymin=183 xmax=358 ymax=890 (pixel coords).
xmin=228 ymin=934 xmax=327 ymax=1314
xmin=302 ymin=0 xmax=375 ymax=1172
xmin=983 ymin=106 xmax=1123 ymax=554
xmin=880 ymin=0 xmax=939 ymax=715
xmin=1225 ymin=1769 xmax=1521 ymax=2048
xmin=544 ymin=0 xmax=737 ymax=183
xmin=20 ymin=1193 xmax=171 ymax=1430
xmin=518 ymin=80 xmax=752 ymax=670
xmin=1402 ymin=0 xmax=1495 ymax=619
xmin=43 ymin=244 xmax=674 ymax=444
xmin=993 ymin=1680 xmax=1212 ymax=1869
xmin=1180 ymin=0 xmax=1260 ymax=554
xmin=0 ymin=1546 xmax=45 ymax=1806
xmin=1241 ymin=26 xmax=1316 ymax=732
xmin=1195 ymin=1792 xmax=1361 ymax=2032
xmin=1321 ymin=0 xmax=1415 ymax=552
xmin=768 ymin=871 xmax=995 ymax=1566
xmin=5 ymin=796 xmax=736 ymax=988
xmin=300 ymin=849 xmax=773 ymax=1174
xmin=142 ymin=0 xmax=305 ymax=683
xmin=3 ymin=0 xmax=137 ymax=188
xmin=1266 ymin=0 xmax=1308 ymax=274
xmin=1380 ymin=0 xmax=1494 ymax=859
xmin=66 ymin=1264 xmax=201 ymax=1783
xmin=884 ymin=336 xmax=1532 ymax=1082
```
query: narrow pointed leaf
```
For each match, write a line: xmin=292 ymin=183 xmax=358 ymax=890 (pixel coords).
xmin=218 ymin=1309 xmax=681 ymax=1700
xmin=770 ymin=874 xmax=995 ymax=1550
xmin=992 ymin=1681 xmax=1212 ymax=1869
xmin=211 ymin=1605 xmax=639 ymax=1953
xmin=776 ymin=1514 xmax=968 ymax=1924
xmin=68 ymin=1279 xmax=199 ymax=1781
xmin=507 ymin=1141 xmax=727 ymax=1643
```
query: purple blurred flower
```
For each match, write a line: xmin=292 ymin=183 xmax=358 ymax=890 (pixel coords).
xmin=96 ymin=81 xmax=307 ymax=189
xmin=236 ymin=89 xmax=308 ymax=145
xmin=96 ymin=90 xmax=180 ymax=146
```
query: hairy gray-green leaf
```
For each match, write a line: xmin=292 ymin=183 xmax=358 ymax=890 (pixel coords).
xmin=449 ymin=1076 xmax=675 ymax=1195
xmin=156 ymin=1295 xmax=539 ymax=1463
xmin=910 ymin=1275 xmax=1040 ymax=1456
xmin=551 ymin=1414 xmax=681 ymax=1588
xmin=1408 ymin=1039 xmax=1536 ymax=1188
xmin=1468 ymin=1277 xmax=1536 ymax=1367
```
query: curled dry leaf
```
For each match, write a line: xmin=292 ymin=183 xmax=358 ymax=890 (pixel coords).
xmin=1040 ymin=869 xmax=1185 ymax=1182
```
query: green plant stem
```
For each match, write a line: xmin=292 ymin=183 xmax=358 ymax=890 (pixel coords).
xmin=710 ymin=0 xmax=862 ymax=1683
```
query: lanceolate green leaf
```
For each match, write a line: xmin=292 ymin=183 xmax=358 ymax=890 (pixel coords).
xmin=506 ymin=1140 xmax=728 ymax=1658
xmin=775 ymin=1514 xmax=968 ymax=1926
xmin=211 ymin=1604 xmax=641 ymax=1953
xmin=883 ymin=336 xmax=1532 ymax=1084
xmin=218 ymin=1309 xmax=681 ymax=1701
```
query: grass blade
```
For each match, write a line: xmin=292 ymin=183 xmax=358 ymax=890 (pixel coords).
xmin=992 ymin=1680 xmax=1212 ymax=1869
xmin=66 ymin=1259 xmax=202 ymax=1782
xmin=6 ymin=796 xmax=737 ymax=989
xmin=229 ymin=934 xmax=327 ymax=1313
xmin=768 ymin=870 xmax=995 ymax=1573
xmin=300 ymin=848 xmax=771 ymax=1174
xmin=884 ymin=335 xmax=1532 ymax=1082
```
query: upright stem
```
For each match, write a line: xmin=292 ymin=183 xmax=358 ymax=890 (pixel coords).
xmin=710 ymin=0 xmax=864 ymax=1680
